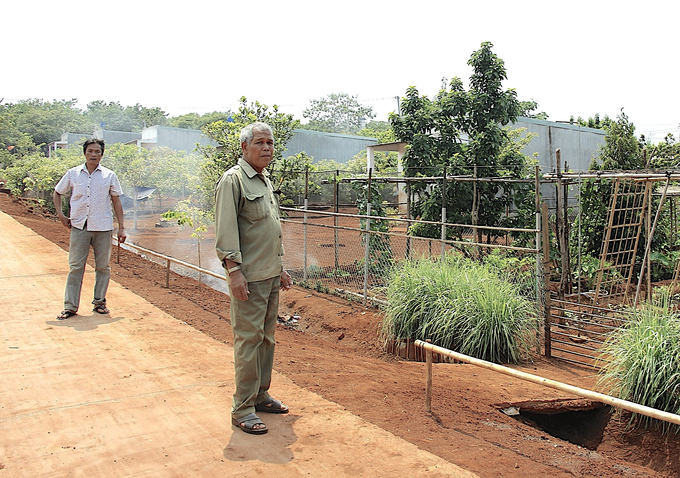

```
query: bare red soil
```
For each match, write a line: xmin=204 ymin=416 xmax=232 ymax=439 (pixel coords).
xmin=2 ymin=192 xmax=679 ymax=478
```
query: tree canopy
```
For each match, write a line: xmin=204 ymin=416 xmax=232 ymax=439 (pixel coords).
xmin=301 ymin=93 xmax=376 ymax=134
xmin=389 ymin=42 xmax=534 ymax=241
xmin=198 ymin=96 xmax=300 ymax=208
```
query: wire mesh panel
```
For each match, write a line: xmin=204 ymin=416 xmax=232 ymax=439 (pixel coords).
xmin=594 ymin=179 xmax=650 ymax=304
xmin=281 ymin=215 xmax=450 ymax=299
xmin=281 ymin=207 xmax=541 ymax=306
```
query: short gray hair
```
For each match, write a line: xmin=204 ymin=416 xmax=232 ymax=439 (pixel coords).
xmin=239 ymin=122 xmax=274 ymax=145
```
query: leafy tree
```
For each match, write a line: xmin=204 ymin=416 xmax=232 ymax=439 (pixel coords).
xmin=519 ymin=99 xmax=548 ymax=120
xmin=3 ymin=151 xmax=81 ymax=208
xmin=645 ymin=134 xmax=680 ymax=168
xmin=166 ymin=111 xmax=233 ymax=130
xmin=302 ymin=93 xmax=376 ymax=134
xmin=354 ymin=120 xmax=399 ymax=173
xmin=574 ymin=110 xmax=646 ymax=259
xmin=390 ymin=42 xmax=533 ymax=244
xmin=162 ymin=199 xmax=214 ymax=277
xmin=569 ymin=113 xmax=613 ymax=130
xmin=85 ymin=101 xmax=167 ymax=131
xmin=198 ymin=96 xmax=300 ymax=209
xmin=0 ymin=99 xmax=90 ymax=148
xmin=146 ymin=148 xmax=204 ymax=203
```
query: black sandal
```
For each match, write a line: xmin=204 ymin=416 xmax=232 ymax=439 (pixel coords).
xmin=57 ymin=310 xmax=77 ymax=320
xmin=232 ymin=413 xmax=268 ymax=435
xmin=255 ymin=398 xmax=289 ymax=414
xmin=93 ymin=305 xmax=110 ymax=314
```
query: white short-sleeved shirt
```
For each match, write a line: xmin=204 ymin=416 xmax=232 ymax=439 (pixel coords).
xmin=54 ymin=163 xmax=123 ymax=231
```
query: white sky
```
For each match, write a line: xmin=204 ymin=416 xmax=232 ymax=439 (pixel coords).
xmin=4 ymin=0 xmax=679 ymax=142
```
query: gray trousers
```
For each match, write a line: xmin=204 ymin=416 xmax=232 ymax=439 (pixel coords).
xmin=63 ymin=226 xmax=112 ymax=312
xmin=230 ymin=275 xmax=280 ymax=419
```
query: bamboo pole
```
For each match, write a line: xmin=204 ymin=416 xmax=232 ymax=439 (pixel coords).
xmin=635 ymin=177 xmax=671 ymax=306
xmin=334 ymin=170 xmax=339 ymax=271
xmin=541 ymin=202 xmax=552 ymax=358
xmin=415 ymin=340 xmax=680 ymax=427
xmin=425 ymin=339 xmax=433 ymax=413
xmin=363 ymin=169 xmax=373 ymax=306
xmin=303 ymin=167 xmax=309 ymax=282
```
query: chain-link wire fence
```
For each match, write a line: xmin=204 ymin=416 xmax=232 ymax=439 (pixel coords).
xmin=281 ymin=207 xmax=542 ymax=304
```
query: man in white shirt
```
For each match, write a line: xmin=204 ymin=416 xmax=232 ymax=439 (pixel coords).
xmin=52 ymin=138 xmax=127 ymax=319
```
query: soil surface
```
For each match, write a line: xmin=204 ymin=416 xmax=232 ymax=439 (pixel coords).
xmin=3 ymin=192 xmax=679 ymax=478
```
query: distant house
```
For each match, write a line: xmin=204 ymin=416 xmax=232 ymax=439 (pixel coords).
xmin=48 ymin=130 xmax=142 ymax=156
xmin=49 ymin=126 xmax=378 ymax=164
xmin=513 ymin=117 xmax=606 ymax=173
xmin=134 ymin=125 xmax=218 ymax=152
xmin=284 ymin=129 xmax=378 ymax=163
xmin=48 ymin=127 xmax=215 ymax=155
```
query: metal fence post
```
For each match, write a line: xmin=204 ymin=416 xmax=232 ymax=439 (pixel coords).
xmin=303 ymin=167 xmax=309 ymax=282
xmin=541 ymin=202 xmax=552 ymax=358
xmin=363 ymin=169 xmax=373 ymax=306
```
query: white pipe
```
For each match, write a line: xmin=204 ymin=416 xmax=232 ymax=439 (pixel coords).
xmin=415 ymin=340 xmax=680 ymax=426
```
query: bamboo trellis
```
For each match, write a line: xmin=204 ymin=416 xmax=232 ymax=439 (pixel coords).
xmin=593 ymin=179 xmax=650 ymax=304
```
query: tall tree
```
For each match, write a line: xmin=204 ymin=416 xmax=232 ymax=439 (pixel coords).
xmin=1 ymin=99 xmax=90 ymax=147
xmin=84 ymin=101 xmax=167 ymax=131
xmin=166 ymin=111 xmax=232 ymax=130
xmin=302 ymin=93 xmax=375 ymax=134
xmin=390 ymin=42 xmax=531 ymax=242
xmin=198 ymin=96 xmax=300 ymax=209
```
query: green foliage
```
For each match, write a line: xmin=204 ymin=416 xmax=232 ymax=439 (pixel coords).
xmin=569 ymin=113 xmax=613 ymax=131
xmin=162 ymin=199 xmax=214 ymax=270
xmin=390 ymin=42 xmax=534 ymax=239
xmin=301 ymin=93 xmax=376 ymax=134
xmin=519 ymin=99 xmax=548 ymax=120
xmin=483 ymin=249 xmax=537 ymax=298
xmin=382 ymin=255 xmax=536 ymax=363
xmin=165 ymin=111 xmax=232 ymax=130
xmin=572 ymin=110 xmax=646 ymax=259
xmin=645 ymin=133 xmax=680 ymax=168
xmin=198 ymin=96 xmax=300 ymax=210
xmin=3 ymin=151 xmax=81 ymax=208
xmin=650 ymin=251 xmax=679 ymax=282
xmin=597 ymin=297 xmax=680 ymax=433
xmin=597 ymin=110 xmax=644 ymax=170
xmin=0 ymin=99 xmax=90 ymax=148
xmin=85 ymin=101 xmax=168 ymax=132
xmin=271 ymin=152 xmax=316 ymax=202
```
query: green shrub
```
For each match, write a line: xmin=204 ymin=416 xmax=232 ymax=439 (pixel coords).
xmin=382 ymin=256 xmax=536 ymax=363
xmin=597 ymin=294 xmax=680 ymax=433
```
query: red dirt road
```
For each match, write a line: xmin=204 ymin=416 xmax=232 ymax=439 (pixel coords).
xmin=2 ymin=193 xmax=679 ymax=477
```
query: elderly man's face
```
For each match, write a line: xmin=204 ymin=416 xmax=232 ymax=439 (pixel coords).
xmin=242 ymin=129 xmax=274 ymax=173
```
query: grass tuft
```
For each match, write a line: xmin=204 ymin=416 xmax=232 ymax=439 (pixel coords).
xmin=382 ymin=256 xmax=536 ymax=364
xmin=597 ymin=292 xmax=680 ymax=434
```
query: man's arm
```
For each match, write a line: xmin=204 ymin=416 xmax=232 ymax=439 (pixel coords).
xmin=52 ymin=190 xmax=71 ymax=229
xmin=215 ymin=173 xmax=249 ymax=301
xmin=111 ymin=195 xmax=126 ymax=244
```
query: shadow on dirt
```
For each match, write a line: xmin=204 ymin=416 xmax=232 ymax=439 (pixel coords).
xmin=46 ymin=314 xmax=124 ymax=331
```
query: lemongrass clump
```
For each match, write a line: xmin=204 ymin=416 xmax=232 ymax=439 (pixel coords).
xmin=597 ymin=301 xmax=680 ymax=433
xmin=382 ymin=256 xmax=536 ymax=364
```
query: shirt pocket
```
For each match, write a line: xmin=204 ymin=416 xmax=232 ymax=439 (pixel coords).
xmin=243 ymin=192 xmax=269 ymax=222
xmin=71 ymin=181 xmax=88 ymax=201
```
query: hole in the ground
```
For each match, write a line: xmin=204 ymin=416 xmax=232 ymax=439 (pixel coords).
xmin=496 ymin=398 xmax=612 ymax=449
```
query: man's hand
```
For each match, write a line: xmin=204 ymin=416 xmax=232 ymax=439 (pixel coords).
xmin=280 ymin=270 xmax=293 ymax=291
xmin=229 ymin=270 xmax=250 ymax=301
xmin=58 ymin=215 xmax=72 ymax=229
xmin=117 ymin=227 xmax=127 ymax=244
